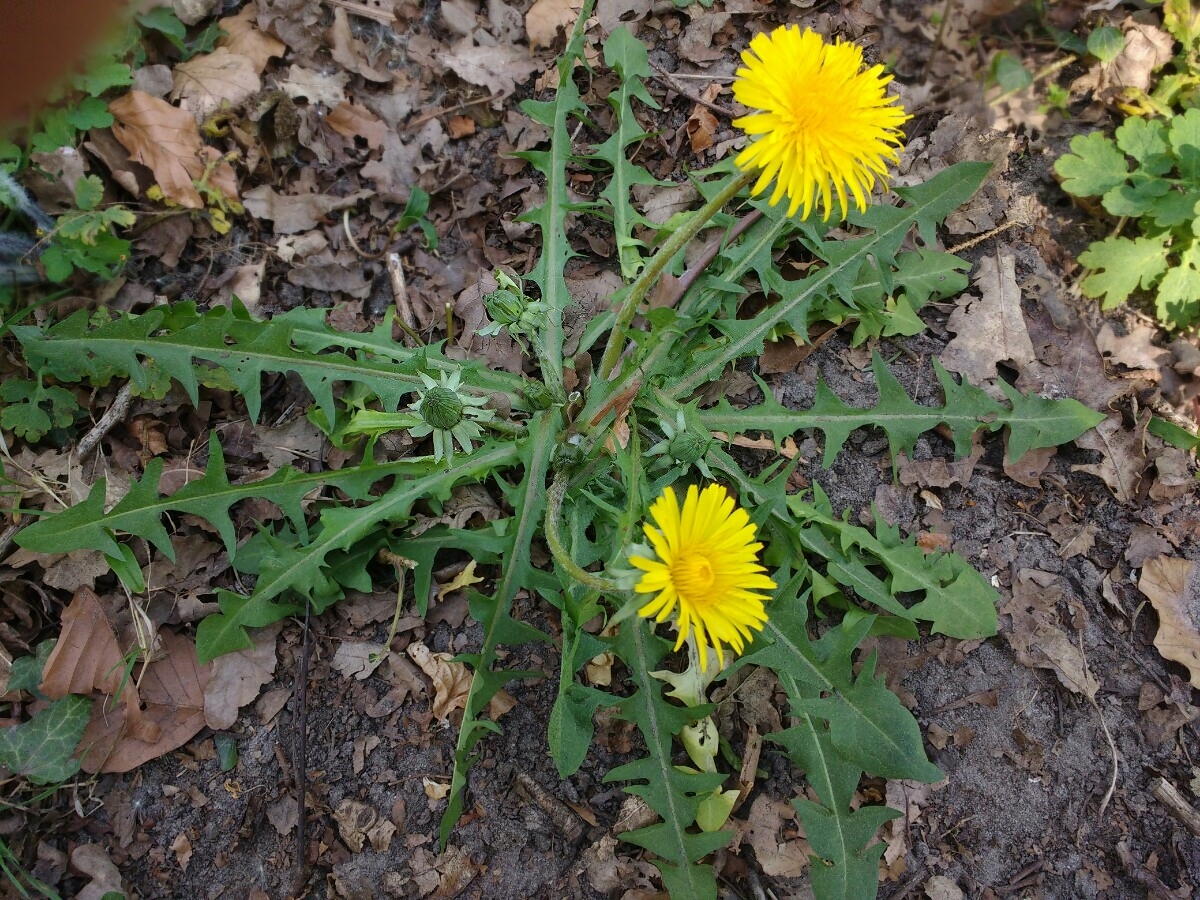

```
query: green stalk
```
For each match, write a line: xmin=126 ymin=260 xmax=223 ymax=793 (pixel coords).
xmin=545 ymin=470 xmax=619 ymax=593
xmin=597 ymin=168 xmax=757 ymax=380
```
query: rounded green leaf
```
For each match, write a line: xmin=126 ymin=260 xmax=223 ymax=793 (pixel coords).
xmin=1088 ymin=26 xmax=1125 ymax=63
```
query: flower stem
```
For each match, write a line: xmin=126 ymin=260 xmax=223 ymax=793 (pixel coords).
xmin=598 ymin=168 xmax=757 ymax=380
xmin=545 ymin=470 xmax=619 ymax=594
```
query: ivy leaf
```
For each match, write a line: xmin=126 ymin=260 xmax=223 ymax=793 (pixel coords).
xmin=0 ymin=695 xmax=92 ymax=785
xmin=1055 ymin=132 xmax=1129 ymax=197
xmin=1078 ymin=234 xmax=1170 ymax=307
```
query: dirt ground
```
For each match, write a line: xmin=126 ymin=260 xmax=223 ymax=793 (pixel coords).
xmin=4 ymin=0 xmax=1200 ymax=898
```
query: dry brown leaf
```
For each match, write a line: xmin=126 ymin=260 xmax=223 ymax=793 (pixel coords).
xmin=286 ymin=245 xmax=375 ymax=297
xmin=203 ymin=622 xmax=279 ymax=730
xmin=333 ymin=799 xmax=396 ymax=852
xmin=170 ymin=832 xmax=193 ymax=871
xmin=1140 ymin=556 xmax=1200 ymax=688
xmin=331 ymin=642 xmax=388 ymax=681
xmin=744 ymin=794 xmax=810 ymax=878
xmin=328 ymin=8 xmax=393 ymax=82
xmin=242 ymin=185 xmax=372 ymax=234
xmin=526 ymin=0 xmax=581 ymax=49
xmin=446 ymin=114 xmax=476 ymax=139
xmin=278 ymin=65 xmax=351 ymax=107
xmin=80 ymin=630 xmax=211 ymax=774
xmin=687 ymin=104 xmax=718 ymax=154
xmin=443 ymin=37 xmax=538 ymax=94
xmin=326 ymin=101 xmax=389 ymax=150
xmin=1002 ymin=570 xmax=1099 ymax=699
xmin=1071 ymin=410 xmax=1148 ymax=505
xmin=940 ymin=250 xmax=1035 ymax=390
xmin=407 ymin=641 xmax=471 ymax=722
xmin=171 ymin=48 xmax=261 ymax=122
xmin=40 ymin=587 xmax=144 ymax=730
xmin=71 ymin=843 xmax=127 ymax=900
xmin=217 ymin=5 xmax=286 ymax=74
xmin=423 ymin=777 xmax=451 ymax=800
xmin=109 ymin=91 xmax=239 ymax=209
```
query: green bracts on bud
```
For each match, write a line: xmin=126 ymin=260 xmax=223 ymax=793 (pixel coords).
xmin=522 ymin=380 xmax=557 ymax=410
xmin=668 ymin=429 xmax=710 ymax=464
xmin=420 ymin=386 xmax=465 ymax=430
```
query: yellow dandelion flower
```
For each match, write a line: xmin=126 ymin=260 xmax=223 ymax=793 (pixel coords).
xmin=629 ymin=483 xmax=776 ymax=671
xmin=732 ymin=25 xmax=910 ymax=221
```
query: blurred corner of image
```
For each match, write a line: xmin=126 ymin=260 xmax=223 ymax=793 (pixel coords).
xmin=0 ymin=0 xmax=129 ymax=124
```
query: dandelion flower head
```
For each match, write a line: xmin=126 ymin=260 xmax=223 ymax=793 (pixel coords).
xmin=629 ymin=483 xmax=775 ymax=670
xmin=733 ymin=25 xmax=910 ymax=221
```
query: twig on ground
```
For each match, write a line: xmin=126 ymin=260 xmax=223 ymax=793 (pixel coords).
xmin=292 ymin=600 xmax=311 ymax=896
xmin=650 ymin=63 xmax=738 ymax=118
xmin=386 ymin=252 xmax=423 ymax=346
xmin=0 ymin=521 xmax=22 ymax=567
xmin=404 ymin=92 xmax=508 ymax=131
xmin=1078 ymin=631 xmax=1119 ymax=822
xmin=77 ymin=381 xmax=135 ymax=458
xmin=1151 ymin=777 xmax=1200 ymax=837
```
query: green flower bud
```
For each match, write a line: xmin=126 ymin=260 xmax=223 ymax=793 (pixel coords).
xmin=668 ymin=429 xmax=710 ymax=464
xmin=522 ymin=380 xmax=556 ymax=410
xmin=484 ymin=289 xmax=524 ymax=326
xmin=420 ymin=386 xmax=464 ymax=430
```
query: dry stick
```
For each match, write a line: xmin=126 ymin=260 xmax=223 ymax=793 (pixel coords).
xmin=385 ymin=252 xmax=423 ymax=347
xmin=404 ymin=92 xmax=508 ymax=131
xmin=1151 ymin=777 xmax=1200 ymax=836
xmin=662 ymin=208 xmax=763 ymax=308
xmin=989 ymin=54 xmax=1077 ymax=107
xmin=650 ymin=64 xmax=738 ymax=118
xmin=293 ymin=600 xmax=311 ymax=895
xmin=1079 ymin=630 xmax=1119 ymax=822
xmin=0 ymin=521 xmax=22 ymax=567
xmin=920 ymin=0 xmax=954 ymax=85
xmin=76 ymin=381 xmax=135 ymax=458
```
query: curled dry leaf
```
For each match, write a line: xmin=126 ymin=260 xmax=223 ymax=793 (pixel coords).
xmin=203 ymin=622 xmax=279 ymax=730
xmin=171 ymin=48 xmax=261 ymax=123
xmin=242 ymin=185 xmax=373 ymax=234
xmin=40 ymin=586 xmax=147 ymax=739
xmin=278 ymin=66 xmax=351 ymax=107
xmin=526 ymin=0 xmax=582 ymax=49
xmin=79 ymin=630 xmax=211 ymax=774
xmin=109 ymin=90 xmax=240 ymax=209
xmin=1140 ymin=556 xmax=1200 ymax=688
xmin=71 ymin=843 xmax=126 ymax=900
xmin=217 ymin=5 xmax=286 ymax=74
xmin=407 ymin=641 xmax=472 ymax=722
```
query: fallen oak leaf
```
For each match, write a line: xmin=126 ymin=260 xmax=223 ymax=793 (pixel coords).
xmin=242 ymin=185 xmax=373 ymax=234
xmin=40 ymin=586 xmax=150 ymax=743
xmin=171 ymin=48 xmax=261 ymax=123
xmin=1140 ymin=556 xmax=1200 ymax=688
xmin=216 ymin=5 xmax=286 ymax=74
xmin=526 ymin=0 xmax=582 ymax=50
xmin=79 ymin=629 xmax=211 ymax=773
xmin=109 ymin=90 xmax=240 ymax=209
xmin=407 ymin=641 xmax=471 ymax=723
xmin=203 ymin=622 xmax=279 ymax=730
